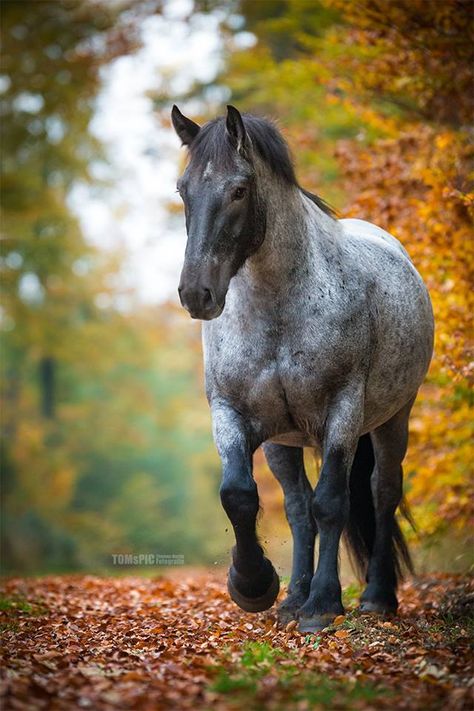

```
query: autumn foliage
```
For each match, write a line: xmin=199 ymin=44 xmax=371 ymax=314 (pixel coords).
xmin=223 ymin=0 xmax=473 ymax=548
xmin=1 ymin=2 xmax=473 ymax=709
xmin=1 ymin=573 xmax=473 ymax=709
xmin=1 ymin=0 xmax=472 ymax=571
xmin=328 ymin=0 xmax=473 ymax=537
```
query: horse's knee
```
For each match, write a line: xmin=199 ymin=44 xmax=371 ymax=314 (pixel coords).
xmin=311 ymin=446 xmax=352 ymax=525
xmin=220 ymin=479 xmax=258 ymax=522
xmin=312 ymin=455 xmax=349 ymax=526
xmin=312 ymin=485 xmax=348 ymax=526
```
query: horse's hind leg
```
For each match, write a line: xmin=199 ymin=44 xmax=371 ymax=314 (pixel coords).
xmin=263 ymin=444 xmax=316 ymax=625
xmin=360 ymin=399 xmax=415 ymax=614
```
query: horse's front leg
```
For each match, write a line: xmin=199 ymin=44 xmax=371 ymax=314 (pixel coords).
xmin=212 ymin=402 xmax=280 ymax=613
xmin=298 ymin=393 xmax=361 ymax=633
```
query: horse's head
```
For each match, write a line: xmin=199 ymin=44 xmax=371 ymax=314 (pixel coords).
xmin=172 ymin=105 xmax=266 ymax=320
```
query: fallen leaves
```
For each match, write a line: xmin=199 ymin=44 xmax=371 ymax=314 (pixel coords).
xmin=0 ymin=572 xmax=472 ymax=710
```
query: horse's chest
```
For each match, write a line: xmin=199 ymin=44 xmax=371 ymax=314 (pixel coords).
xmin=207 ymin=331 xmax=284 ymax=407
xmin=204 ymin=324 xmax=329 ymax=433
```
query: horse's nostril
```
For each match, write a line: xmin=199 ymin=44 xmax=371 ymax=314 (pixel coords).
xmin=203 ymin=288 xmax=215 ymax=307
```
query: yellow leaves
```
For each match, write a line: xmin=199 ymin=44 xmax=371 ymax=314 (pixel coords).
xmin=435 ymin=133 xmax=453 ymax=151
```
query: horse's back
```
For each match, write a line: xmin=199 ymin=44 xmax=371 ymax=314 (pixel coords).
xmin=339 ymin=218 xmax=411 ymax=260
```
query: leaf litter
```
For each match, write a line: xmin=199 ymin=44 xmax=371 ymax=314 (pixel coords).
xmin=0 ymin=573 xmax=472 ymax=710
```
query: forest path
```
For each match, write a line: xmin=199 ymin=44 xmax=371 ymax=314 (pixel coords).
xmin=1 ymin=572 xmax=472 ymax=710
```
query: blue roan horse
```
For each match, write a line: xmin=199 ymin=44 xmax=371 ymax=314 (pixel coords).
xmin=172 ymin=105 xmax=434 ymax=632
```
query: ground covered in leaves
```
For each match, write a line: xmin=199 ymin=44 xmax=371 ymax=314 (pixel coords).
xmin=1 ymin=572 xmax=472 ymax=710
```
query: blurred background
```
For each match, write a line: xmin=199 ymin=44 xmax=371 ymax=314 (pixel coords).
xmin=1 ymin=0 xmax=472 ymax=576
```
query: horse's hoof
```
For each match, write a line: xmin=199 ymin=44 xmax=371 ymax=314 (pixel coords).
xmin=298 ymin=612 xmax=339 ymax=634
xmin=277 ymin=605 xmax=298 ymax=627
xmin=276 ymin=593 xmax=308 ymax=626
xmin=227 ymin=565 xmax=280 ymax=613
xmin=359 ymin=600 xmax=397 ymax=616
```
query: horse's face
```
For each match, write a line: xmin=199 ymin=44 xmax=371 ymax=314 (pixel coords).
xmin=172 ymin=105 xmax=266 ymax=320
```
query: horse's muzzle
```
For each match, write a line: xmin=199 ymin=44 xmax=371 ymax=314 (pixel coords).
xmin=178 ymin=284 xmax=224 ymax=320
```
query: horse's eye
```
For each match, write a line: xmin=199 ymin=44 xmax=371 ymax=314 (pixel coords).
xmin=232 ymin=186 xmax=247 ymax=201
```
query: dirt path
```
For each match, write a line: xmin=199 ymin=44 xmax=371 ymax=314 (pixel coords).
xmin=1 ymin=572 xmax=472 ymax=709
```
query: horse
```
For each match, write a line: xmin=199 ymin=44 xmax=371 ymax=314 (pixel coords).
xmin=171 ymin=104 xmax=434 ymax=632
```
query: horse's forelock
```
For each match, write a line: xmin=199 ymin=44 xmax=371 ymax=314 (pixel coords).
xmin=187 ymin=113 xmax=335 ymax=217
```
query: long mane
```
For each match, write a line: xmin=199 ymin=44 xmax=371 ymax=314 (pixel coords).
xmin=188 ymin=113 xmax=336 ymax=218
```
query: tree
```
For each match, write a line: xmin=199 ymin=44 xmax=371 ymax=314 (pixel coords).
xmin=1 ymin=1 xmax=227 ymax=573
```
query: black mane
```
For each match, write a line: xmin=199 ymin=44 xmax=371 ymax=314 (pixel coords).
xmin=188 ymin=114 xmax=336 ymax=218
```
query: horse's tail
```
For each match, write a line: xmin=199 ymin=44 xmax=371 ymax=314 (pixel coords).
xmin=345 ymin=433 xmax=414 ymax=581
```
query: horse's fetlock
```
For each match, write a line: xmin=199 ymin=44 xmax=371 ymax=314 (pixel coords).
xmin=362 ymin=582 xmax=398 ymax=606
xmin=316 ymin=580 xmax=342 ymax=603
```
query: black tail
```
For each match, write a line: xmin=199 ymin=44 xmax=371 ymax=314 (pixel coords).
xmin=345 ymin=433 xmax=414 ymax=582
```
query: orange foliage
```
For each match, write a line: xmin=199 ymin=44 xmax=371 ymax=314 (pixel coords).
xmin=327 ymin=0 xmax=474 ymax=536
xmin=337 ymin=127 xmax=473 ymax=535
xmin=1 ymin=573 xmax=473 ymax=709
xmin=227 ymin=0 xmax=473 ymax=543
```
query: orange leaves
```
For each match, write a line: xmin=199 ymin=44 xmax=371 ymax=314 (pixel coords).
xmin=3 ymin=573 xmax=472 ymax=709
xmin=0 ymin=571 xmax=472 ymax=711
xmin=225 ymin=0 xmax=472 ymax=545
xmin=335 ymin=120 xmax=473 ymax=536
xmin=327 ymin=0 xmax=474 ymax=126
xmin=285 ymin=619 xmax=298 ymax=632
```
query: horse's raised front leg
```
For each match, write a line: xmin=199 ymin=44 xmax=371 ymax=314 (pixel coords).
xmin=360 ymin=399 xmax=414 ymax=614
xmin=263 ymin=443 xmax=316 ymax=625
xmin=212 ymin=402 xmax=279 ymax=612
xmin=298 ymin=392 xmax=361 ymax=633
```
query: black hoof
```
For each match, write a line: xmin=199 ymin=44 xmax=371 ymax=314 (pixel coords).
xmin=227 ymin=565 xmax=280 ymax=613
xmin=298 ymin=612 xmax=339 ymax=634
xmin=277 ymin=605 xmax=299 ymax=627
xmin=359 ymin=600 xmax=397 ymax=615
xmin=276 ymin=592 xmax=308 ymax=626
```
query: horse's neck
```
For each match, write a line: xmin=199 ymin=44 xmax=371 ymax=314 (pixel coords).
xmin=240 ymin=185 xmax=339 ymax=293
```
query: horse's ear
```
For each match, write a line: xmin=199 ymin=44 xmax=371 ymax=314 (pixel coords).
xmin=226 ymin=105 xmax=247 ymax=154
xmin=171 ymin=105 xmax=200 ymax=146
